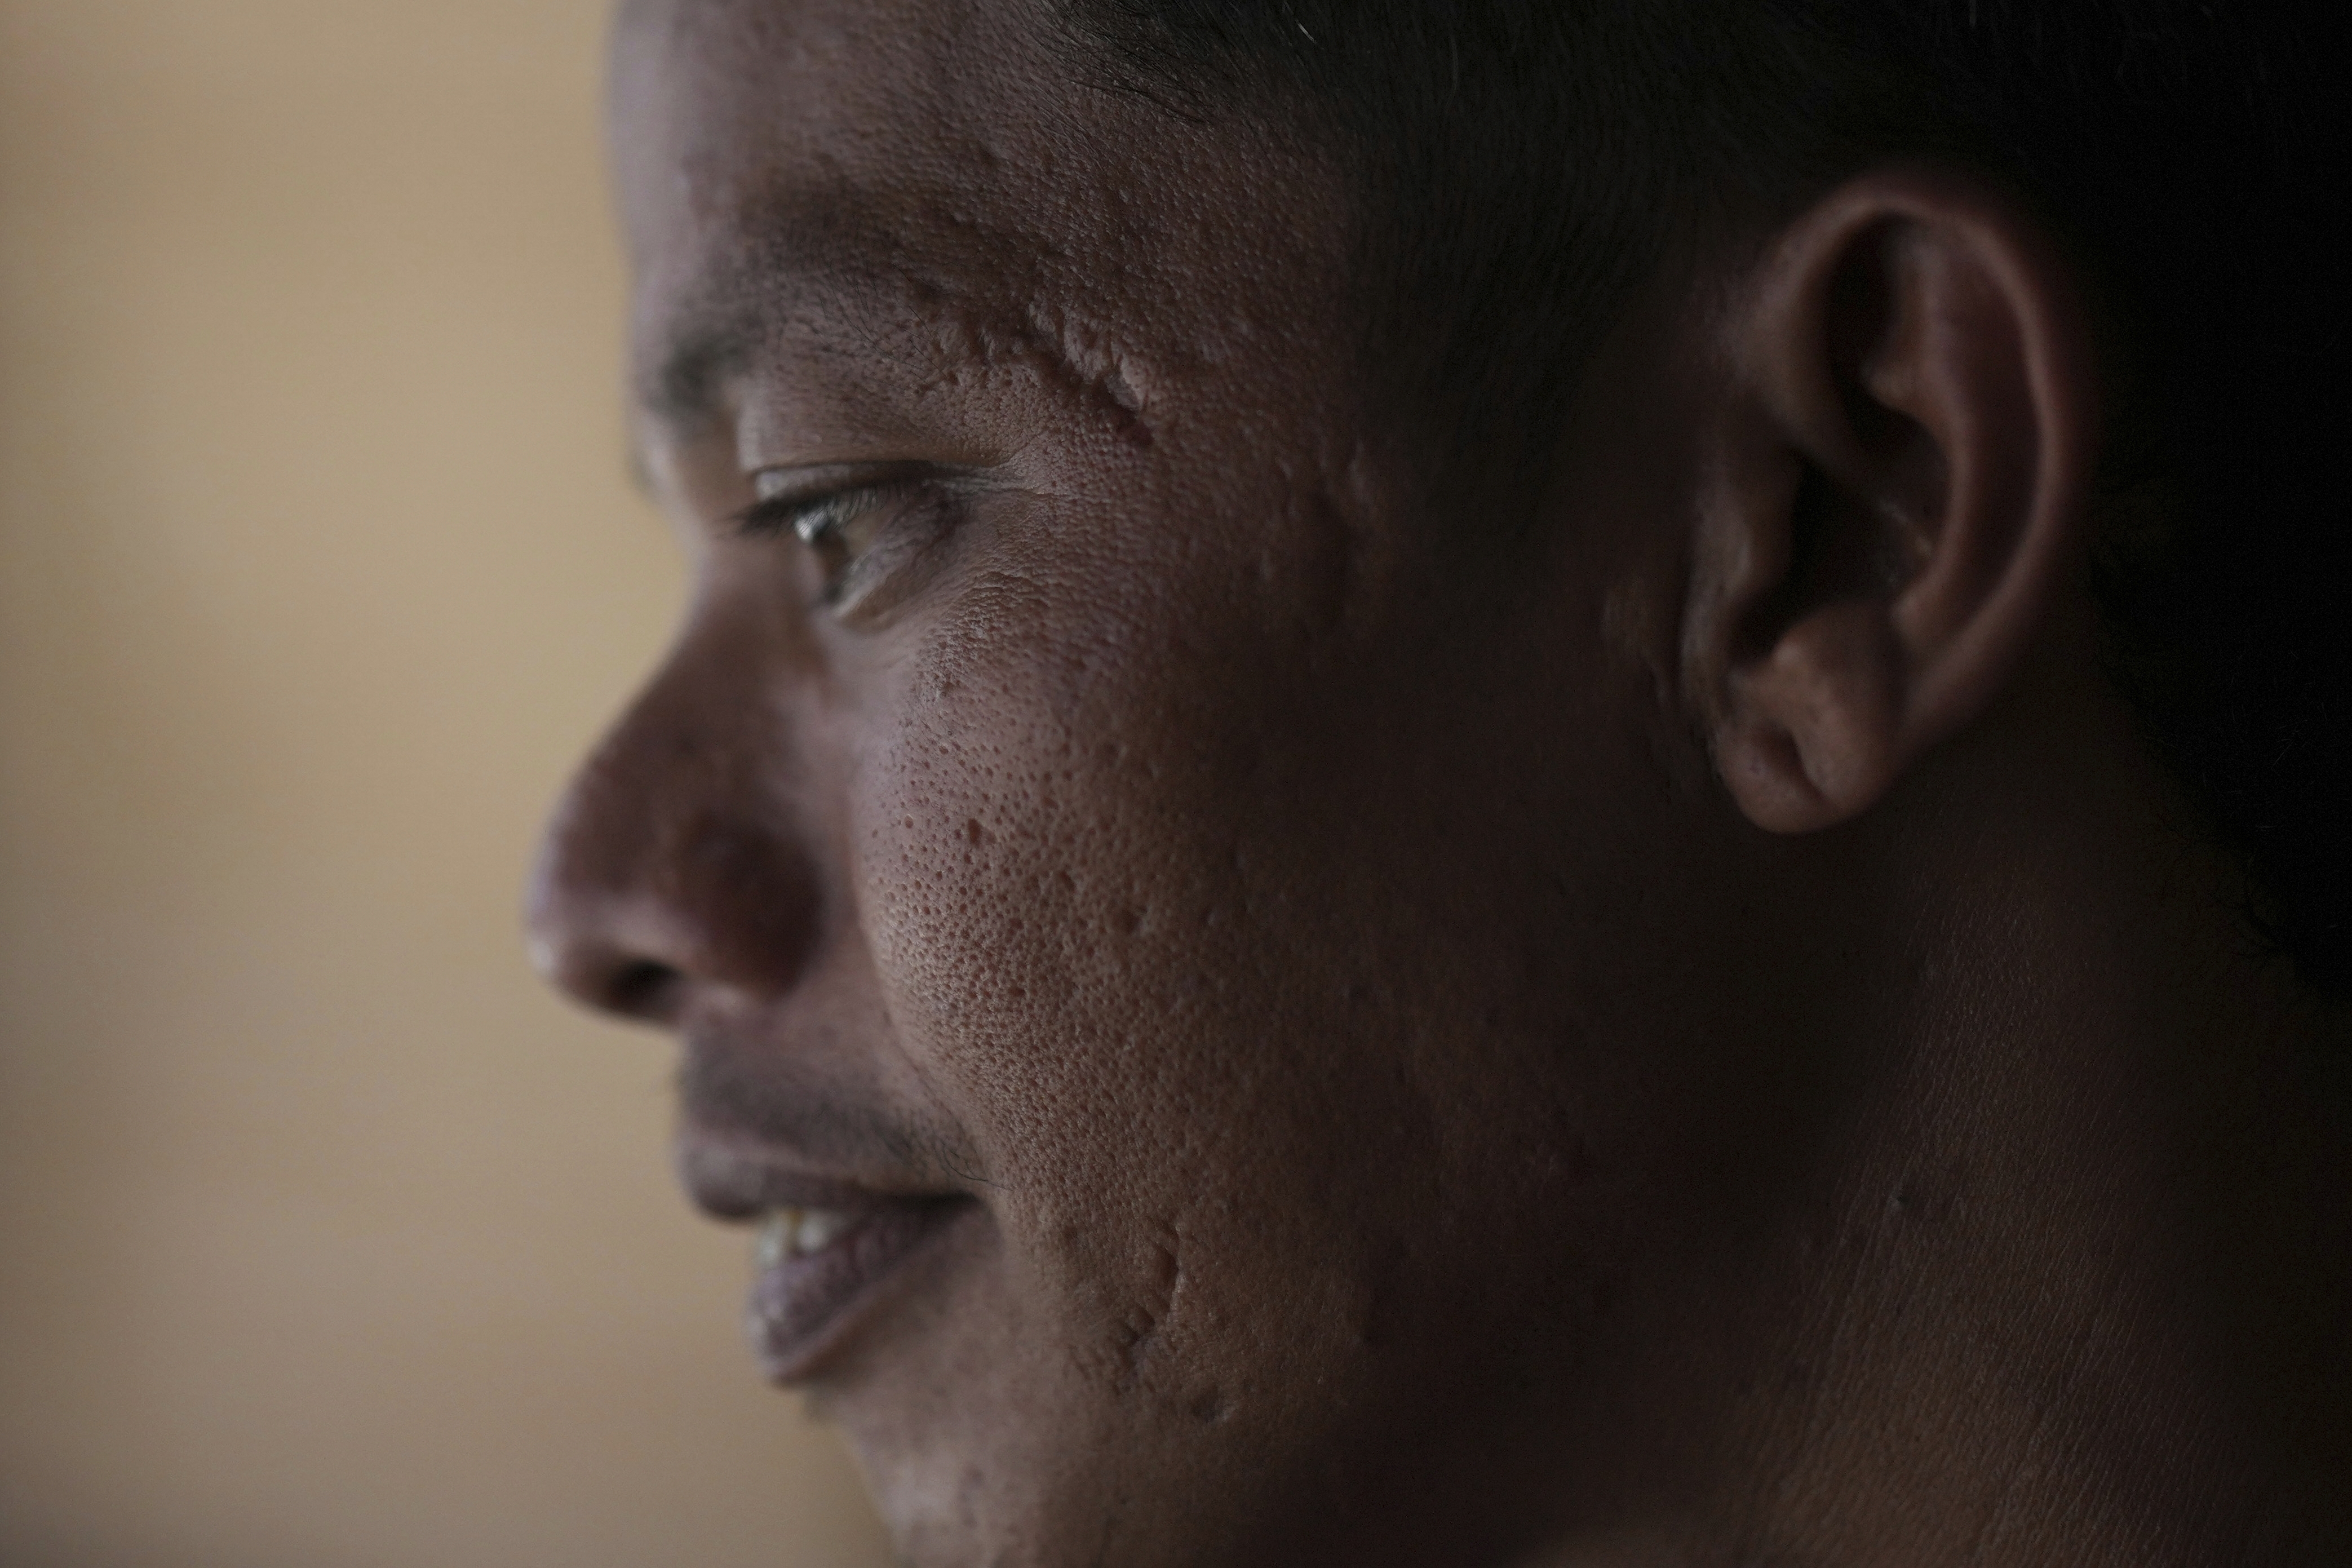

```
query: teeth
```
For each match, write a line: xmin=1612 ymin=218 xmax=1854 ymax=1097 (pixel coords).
xmin=795 ymin=1208 xmax=853 ymax=1253
xmin=754 ymin=1207 xmax=857 ymax=1267
xmin=755 ymin=1210 xmax=795 ymax=1271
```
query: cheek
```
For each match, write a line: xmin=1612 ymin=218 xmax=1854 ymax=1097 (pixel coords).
xmin=822 ymin=477 xmax=1801 ymax=1551
xmin=843 ymin=516 xmax=1418 ymax=1406
xmin=851 ymin=575 xmax=1262 ymax=1217
xmin=847 ymin=492 xmax=1348 ymax=1157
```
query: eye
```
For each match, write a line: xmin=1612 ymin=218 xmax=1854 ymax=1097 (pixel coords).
xmin=732 ymin=468 xmax=955 ymax=613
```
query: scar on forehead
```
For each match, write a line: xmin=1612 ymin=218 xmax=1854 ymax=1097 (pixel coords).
xmin=646 ymin=185 xmax=1155 ymax=449
xmin=932 ymin=296 xmax=1155 ymax=449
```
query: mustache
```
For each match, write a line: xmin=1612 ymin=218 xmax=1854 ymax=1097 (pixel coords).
xmin=676 ymin=1039 xmax=990 ymax=1190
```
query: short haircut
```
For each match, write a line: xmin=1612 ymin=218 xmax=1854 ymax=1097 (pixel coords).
xmin=1062 ymin=0 xmax=2352 ymax=996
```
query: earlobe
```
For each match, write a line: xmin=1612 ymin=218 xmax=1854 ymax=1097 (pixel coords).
xmin=1719 ymin=603 xmax=1908 ymax=833
xmin=1691 ymin=167 xmax=2099 ymax=835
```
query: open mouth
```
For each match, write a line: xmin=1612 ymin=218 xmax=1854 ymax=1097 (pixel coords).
xmin=676 ymin=1128 xmax=982 ymax=1383
xmin=746 ymin=1196 xmax=976 ymax=1383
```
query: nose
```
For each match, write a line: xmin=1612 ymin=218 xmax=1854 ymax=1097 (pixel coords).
xmin=525 ymin=610 xmax=826 ymax=1026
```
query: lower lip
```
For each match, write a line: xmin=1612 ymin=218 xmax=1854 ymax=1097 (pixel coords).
xmin=748 ymin=1199 xmax=972 ymax=1383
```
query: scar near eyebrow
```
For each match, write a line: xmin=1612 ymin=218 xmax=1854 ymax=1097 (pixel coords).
xmin=638 ymin=187 xmax=1154 ymax=448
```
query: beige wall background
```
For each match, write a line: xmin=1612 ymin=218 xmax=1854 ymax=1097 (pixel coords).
xmin=0 ymin=4 xmax=893 ymax=1563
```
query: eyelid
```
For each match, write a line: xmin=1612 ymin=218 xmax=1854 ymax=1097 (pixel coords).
xmin=728 ymin=480 xmax=905 ymax=543
xmin=727 ymin=462 xmax=977 ymax=620
xmin=727 ymin=462 xmax=959 ymax=536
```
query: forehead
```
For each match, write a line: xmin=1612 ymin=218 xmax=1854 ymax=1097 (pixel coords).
xmin=610 ymin=0 xmax=1351 ymax=439
xmin=611 ymin=0 xmax=1047 ymax=263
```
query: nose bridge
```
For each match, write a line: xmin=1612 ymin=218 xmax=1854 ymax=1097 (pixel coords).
xmin=527 ymin=605 xmax=826 ymax=1022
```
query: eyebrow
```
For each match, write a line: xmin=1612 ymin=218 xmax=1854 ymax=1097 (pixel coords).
xmin=637 ymin=308 xmax=760 ymax=434
xmin=631 ymin=184 xmax=1154 ymax=464
xmin=632 ymin=188 xmax=1014 ymax=436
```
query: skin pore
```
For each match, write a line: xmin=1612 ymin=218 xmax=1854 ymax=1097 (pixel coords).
xmin=529 ymin=1 xmax=2352 ymax=1562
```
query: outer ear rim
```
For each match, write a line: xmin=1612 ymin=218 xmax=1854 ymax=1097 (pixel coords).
xmin=1886 ymin=173 xmax=2099 ymax=748
xmin=1698 ymin=165 xmax=2102 ymax=836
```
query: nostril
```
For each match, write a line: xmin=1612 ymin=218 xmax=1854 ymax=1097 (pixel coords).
xmin=605 ymin=959 xmax=685 ymax=1021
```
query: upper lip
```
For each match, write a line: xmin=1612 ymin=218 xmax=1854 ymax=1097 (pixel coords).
xmin=674 ymin=1127 xmax=955 ymax=1222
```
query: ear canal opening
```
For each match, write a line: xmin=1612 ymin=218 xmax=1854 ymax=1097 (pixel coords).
xmin=1739 ymin=443 xmax=1942 ymax=670
xmin=1739 ymin=462 xmax=1841 ymax=659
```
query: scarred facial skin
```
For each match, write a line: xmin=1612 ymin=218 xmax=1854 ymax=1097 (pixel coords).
xmin=537 ymin=1 xmax=1810 ymax=1558
xmin=529 ymin=2 xmax=2352 ymax=1565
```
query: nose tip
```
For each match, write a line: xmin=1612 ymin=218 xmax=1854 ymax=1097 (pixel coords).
xmin=524 ymin=904 xmax=690 ymax=1024
xmin=522 ymin=817 xmax=685 ymax=1024
xmin=522 ymin=791 xmax=737 ymax=1027
xmin=525 ymin=599 xmax=831 ymax=1031
xmin=524 ymin=730 xmax=827 ymax=1028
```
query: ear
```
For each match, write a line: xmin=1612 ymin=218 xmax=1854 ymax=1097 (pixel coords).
xmin=1686 ymin=167 xmax=2099 ymax=834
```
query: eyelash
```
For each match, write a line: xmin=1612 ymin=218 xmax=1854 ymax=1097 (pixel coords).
xmin=730 ymin=480 xmax=919 ymax=607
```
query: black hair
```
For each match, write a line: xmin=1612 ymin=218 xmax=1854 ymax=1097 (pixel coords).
xmin=1063 ymin=0 xmax=2352 ymax=995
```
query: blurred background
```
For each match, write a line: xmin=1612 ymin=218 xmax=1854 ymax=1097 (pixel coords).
xmin=0 ymin=3 xmax=894 ymax=1563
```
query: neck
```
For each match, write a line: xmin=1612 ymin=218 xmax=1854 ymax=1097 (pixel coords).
xmin=1527 ymin=634 xmax=2352 ymax=1567
xmin=1739 ymin=654 xmax=2352 ymax=1566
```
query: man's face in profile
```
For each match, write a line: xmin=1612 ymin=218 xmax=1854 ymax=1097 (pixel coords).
xmin=532 ymin=0 xmax=1816 ymax=1558
xmin=535 ymin=0 xmax=2352 ymax=1558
